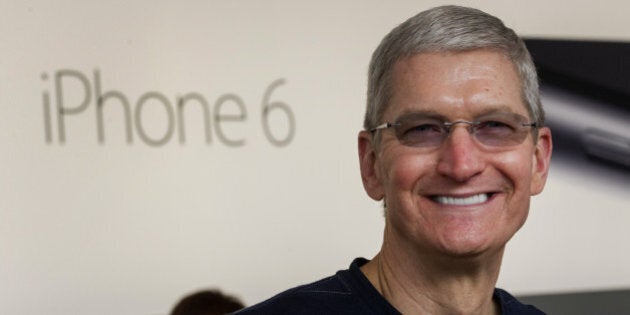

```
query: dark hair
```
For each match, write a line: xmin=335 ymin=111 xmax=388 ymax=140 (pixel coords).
xmin=170 ymin=289 xmax=245 ymax=315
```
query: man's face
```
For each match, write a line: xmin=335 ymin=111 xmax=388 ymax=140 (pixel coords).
xmin=359 ymin=50 xmax=552 ymax=258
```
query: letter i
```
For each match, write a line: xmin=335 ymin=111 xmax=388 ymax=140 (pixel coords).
xmin=41 ymin=72 xmax=53 ymax=143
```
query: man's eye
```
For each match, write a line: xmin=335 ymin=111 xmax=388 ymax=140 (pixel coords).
xmin=480 ymin=120 xmax=513 ymax=130
xmin=405 ymin=123 xmax=442 ymax=134
xmin=476 ymin=120 xmax=517 ymax=136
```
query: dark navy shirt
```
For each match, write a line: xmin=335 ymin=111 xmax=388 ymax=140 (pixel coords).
xmin=233 ymin=258 xmax=545 ymax=314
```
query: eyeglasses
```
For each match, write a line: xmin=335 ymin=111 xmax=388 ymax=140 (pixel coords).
xmin=369 ymin=112 xmax=537 ymax=149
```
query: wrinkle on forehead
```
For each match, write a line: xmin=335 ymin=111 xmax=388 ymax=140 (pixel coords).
xmin=387 ymin=51 xmax=527 ymax=120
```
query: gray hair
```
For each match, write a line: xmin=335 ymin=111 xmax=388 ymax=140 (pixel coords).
xmin=364 ymin=5 xmax=543 ymax=131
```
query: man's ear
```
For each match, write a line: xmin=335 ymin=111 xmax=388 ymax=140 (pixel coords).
xmin=530 ymin=126 xmax=553 ymax=195
xmin=358 ymin=130 xmax=385 ymax=201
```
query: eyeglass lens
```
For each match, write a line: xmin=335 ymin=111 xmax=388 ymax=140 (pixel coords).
xmin=390 ymin=112 xmax=535 ymax=148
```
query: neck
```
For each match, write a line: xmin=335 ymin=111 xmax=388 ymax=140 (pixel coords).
xmin=361 ymin=239 xmax=504 ymax=314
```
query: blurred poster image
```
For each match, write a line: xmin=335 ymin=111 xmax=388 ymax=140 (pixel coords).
xmin=516 ymin=39 xmax=630 ymax=314
xmin=525 ymin=39 xmax=630 ymax=187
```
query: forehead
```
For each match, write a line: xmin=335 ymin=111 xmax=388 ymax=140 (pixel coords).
xmin=386 ymin=50 xmax=526 ymax=119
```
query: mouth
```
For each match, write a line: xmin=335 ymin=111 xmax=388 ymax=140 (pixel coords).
xmin=430 ymin=193 xmax=492 ymax=206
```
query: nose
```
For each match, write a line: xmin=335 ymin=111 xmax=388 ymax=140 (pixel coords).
xmin=436 ymin=125 xmax=485 ymax=182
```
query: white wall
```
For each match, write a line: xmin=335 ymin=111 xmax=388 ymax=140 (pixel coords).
xmin=1 ymin=1 xmax=629 ymax=314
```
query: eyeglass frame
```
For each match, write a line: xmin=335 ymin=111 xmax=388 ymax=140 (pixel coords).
xmin=368 ymin=111 xmax=539 ymax=149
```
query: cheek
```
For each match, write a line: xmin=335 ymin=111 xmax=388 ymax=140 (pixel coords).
xmin=382 ymin=152 xmax=434 ymax=193
xmin=494 ymin=149 xmax=535 ymax=189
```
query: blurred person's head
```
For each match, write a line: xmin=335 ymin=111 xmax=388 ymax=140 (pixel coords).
xmin=170 ymin=289 xmax=245 ymax=315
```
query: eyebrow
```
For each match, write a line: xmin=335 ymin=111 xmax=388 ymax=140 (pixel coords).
xmin=392 ymin=105 xmax=524 ymax=122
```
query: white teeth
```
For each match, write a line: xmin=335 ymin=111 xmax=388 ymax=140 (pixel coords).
xmin=434 ymin=194 xmax=488 ymax=206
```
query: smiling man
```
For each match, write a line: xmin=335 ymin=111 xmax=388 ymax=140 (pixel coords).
xmin=234 ymin=5 xmax=551 ymax=315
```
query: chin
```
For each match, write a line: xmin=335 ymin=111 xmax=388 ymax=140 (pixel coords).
xmin=435 ymin=231 xmax=510 ymax=259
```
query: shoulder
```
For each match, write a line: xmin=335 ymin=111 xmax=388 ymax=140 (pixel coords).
xmin=232 ymin=258 xmax=396 ymax=315
xmin=232 ymin=274 xmax=359 ymax=315
xmin=494 ymin=288 xmax=546 ymax=315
